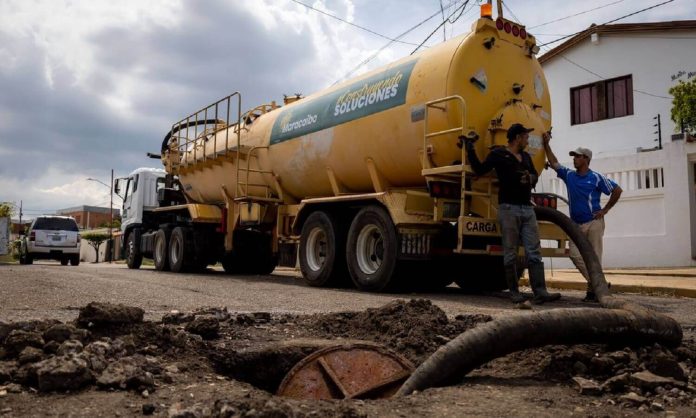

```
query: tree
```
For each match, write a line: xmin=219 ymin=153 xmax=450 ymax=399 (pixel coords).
xmin=81 ymin=231 xmax=111 ymax=263
xmin=0 ymin=202 xmax=14 ymax=218
xmin=669 ymin=79 xmax=696 ymax=135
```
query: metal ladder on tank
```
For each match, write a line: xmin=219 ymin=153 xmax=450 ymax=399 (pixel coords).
xmin=233 ymin=105 xmax=284 ymax=206
xmin=420 ymin=95 xmax=496 ymax=255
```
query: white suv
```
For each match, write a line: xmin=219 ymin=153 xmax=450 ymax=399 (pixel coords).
xmin=20 ymin=216 xmax=81 ymax=266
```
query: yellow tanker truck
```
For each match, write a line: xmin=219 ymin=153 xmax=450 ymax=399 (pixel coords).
xmin=121 ymin=5 xmax=569 ymax=292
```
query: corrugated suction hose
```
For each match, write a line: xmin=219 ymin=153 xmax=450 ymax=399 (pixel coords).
xmin=396 ymin=207 xmax=682 ymax=396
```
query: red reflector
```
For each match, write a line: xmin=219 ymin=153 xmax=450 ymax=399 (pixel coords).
xmin=496 ymin=19 xmax=504 ymax=30
xmin=487 ymin=245 xmax=503 ymax=254
xmin=504 ymin=22 xmax=512 ymax=33
xmin=543 ymin=198 xmax=549 ymax=207
xmin=433 ymin=183 xmax=441 ymax=194
xmin=512 ymin=25 xmax=520 ymax=36
xmin=520 ymin=28 xmax=527 ymax=39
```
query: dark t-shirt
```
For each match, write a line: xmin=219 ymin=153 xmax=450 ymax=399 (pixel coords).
xmin=467 ymin=146 xmax=538 ymax=205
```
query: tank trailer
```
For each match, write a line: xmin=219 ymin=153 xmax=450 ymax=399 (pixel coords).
xmin=118 ymin=6 xmax=569 ymax=292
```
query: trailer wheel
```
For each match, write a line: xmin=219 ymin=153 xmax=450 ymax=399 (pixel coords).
xmin=125 ymin=229 xmax=143 ymax=269
xmin=70 ymin=255 xmax=80 ymax=266
xmin=346 ymin=206 xmax=398 ymax=292
xmin=153 ymin=229 xmax=170 ymax=271
xmin=299 ymin=211 xmax=349 ymax=287
xmin=60 ymin=258 xmax=69 ymax=266
xmin=169 ymin=227 xmax=193 ymax=273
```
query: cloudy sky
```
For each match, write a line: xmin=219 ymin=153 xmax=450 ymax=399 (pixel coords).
xmin=1 ymin=0 xmax=694 ymax=218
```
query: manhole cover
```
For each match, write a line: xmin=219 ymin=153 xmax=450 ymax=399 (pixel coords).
xmin=277 ymin=343 xmax=413 ymax=400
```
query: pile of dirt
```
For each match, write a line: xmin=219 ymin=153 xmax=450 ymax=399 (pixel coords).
xmin=1 ymin=300 xmax=695 ymax=416
xmin=299 ymin=299 xmax=493 ymax=363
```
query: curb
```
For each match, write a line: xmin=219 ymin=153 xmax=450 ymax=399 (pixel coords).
xmin=520 ymin=278 xmax=696 ymax=299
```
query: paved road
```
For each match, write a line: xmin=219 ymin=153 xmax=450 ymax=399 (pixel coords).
xmin=1 ymin=262 xmax=695 ymax=335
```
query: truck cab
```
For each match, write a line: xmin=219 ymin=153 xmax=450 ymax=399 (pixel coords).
xmin=115 ymin=168 xmax=166 ymax=264
xmin=116 ymin=168 xmax=166 ymax=231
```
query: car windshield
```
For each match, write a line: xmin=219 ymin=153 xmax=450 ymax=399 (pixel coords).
xmin=33 ymin=218 xmax=79 ymax=231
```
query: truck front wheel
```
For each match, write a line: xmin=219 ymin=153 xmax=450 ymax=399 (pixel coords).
xmin=126 ymin=229 xmax=143 ymax=269
xmin=299 ymin=211 xmax=348 ymax=287
xmin=346 ymin=206 xmax=398 ymax=292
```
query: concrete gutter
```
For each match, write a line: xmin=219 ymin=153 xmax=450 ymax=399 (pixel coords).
xmin=520 ymin=268 xmax=696 ymax=298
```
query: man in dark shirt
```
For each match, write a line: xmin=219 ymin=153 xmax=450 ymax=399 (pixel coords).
xmin=465 ymin=123 xmax=561 ymax=304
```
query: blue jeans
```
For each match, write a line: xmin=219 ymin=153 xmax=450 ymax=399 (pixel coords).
xmin=497 ymin=204 xmax=542 ymax=266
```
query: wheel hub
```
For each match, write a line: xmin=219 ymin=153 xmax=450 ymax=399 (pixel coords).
xmin=356 ymin=225 xmax=383 ymax=274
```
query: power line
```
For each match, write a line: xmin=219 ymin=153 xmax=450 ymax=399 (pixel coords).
xmin=538 ymin=0 xmax=676 ymax=48
xmin=501 ymin=1 xmax=520 ymax=23
xmin=288 ymin=0 xmax=419 ymax=46
xmin=332 ymin=0 xmax=463 ymax=84
xmin=528 ymin=0 xmax=627 ymax=30
xmin=439 ymin=0 xmax=447 ymax=41
xmin=411 ymin=1 xmax=470 ymax=55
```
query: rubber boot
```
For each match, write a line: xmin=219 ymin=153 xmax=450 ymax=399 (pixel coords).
xmin=528 ymin=261 xmax=561 ymax=304
xmin=505 ymin=263 xmax=526 ymax=304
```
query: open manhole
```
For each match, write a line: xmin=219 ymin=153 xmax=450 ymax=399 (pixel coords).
xmin=209 ymin=339 xmax=412 ymax=400
xmin=277 ymin=343 xmax=413 ymax=400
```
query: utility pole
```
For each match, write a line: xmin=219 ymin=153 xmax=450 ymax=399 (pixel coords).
xmin=109 ymin=169 xmax=113 ymax=263
xmin=654 ymin=114 xmax=662 ymax=150
xmin=19 ymin=200 xmax=22 ymax=226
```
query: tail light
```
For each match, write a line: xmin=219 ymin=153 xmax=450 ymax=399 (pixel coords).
xmin=495 ymin=18 xmax=527 ymax=40
xmin=30 ymin=231 xmax=35 ymax=241
xmin=428 ymin=181 xmax=461 ymax=199
xmin=532 ymin=193 xmax=558 ymax=209
xmin=77 ymin=234 xmax=81 ymax=243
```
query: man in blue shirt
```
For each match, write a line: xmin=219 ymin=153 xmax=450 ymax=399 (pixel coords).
xmin=542 ymin=133 xmax=623 ymax=301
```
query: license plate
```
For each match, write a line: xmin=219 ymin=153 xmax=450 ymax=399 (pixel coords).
xmin=52 ymin=235 xmax=62 ymax=241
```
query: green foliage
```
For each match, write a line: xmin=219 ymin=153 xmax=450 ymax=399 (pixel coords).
xmin=0 ymin=202 xmax=14 ymax=218
xmin=669 ymin=79 xmax=696 ymax=134
xmin=98 ymin=219 xmax=121 ymax=229
xmin=81 ymin=231 xmax=112 ymax=263
xmin=10 ymin=239 xmax=22 ymax=260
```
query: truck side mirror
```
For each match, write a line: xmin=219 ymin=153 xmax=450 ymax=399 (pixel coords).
xmin=114 ymin=179 xmax=121 ymax=195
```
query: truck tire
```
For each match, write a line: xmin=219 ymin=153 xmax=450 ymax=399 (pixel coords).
xmin=126 ymin=229 xmax=143 ymax=269
xmin=346 ymin=206 xmax=398 ymax=292
xmin=299 ymin=211 xmax=349 ymax=287
xmin=70 ymin=255 xmax=80 ymax=266
xmin=60 ymin=258 xmax=69 ymax=266
xmin=153 ymin=229 xmax=170 ymax=271
xmin=169 ymin=227 xmax=193 ymax=273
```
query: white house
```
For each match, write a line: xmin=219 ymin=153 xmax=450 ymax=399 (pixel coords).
xmin=538 ymin=20 xmax=696 ymax=268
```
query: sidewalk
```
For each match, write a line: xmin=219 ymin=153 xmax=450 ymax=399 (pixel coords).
xmin=521 ymin=268 xmax=696 ymax=298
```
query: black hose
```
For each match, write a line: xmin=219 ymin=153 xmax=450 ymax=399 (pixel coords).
xmin=160 ymin=119 xmax=225 ymax=154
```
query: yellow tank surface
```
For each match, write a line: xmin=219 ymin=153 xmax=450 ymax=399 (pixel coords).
xmin=170 ymin=16 xmax=550 ymax=205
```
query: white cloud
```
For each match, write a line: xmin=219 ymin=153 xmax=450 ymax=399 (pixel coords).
xmin=1 ymin=0 xmax=695 ymax=215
